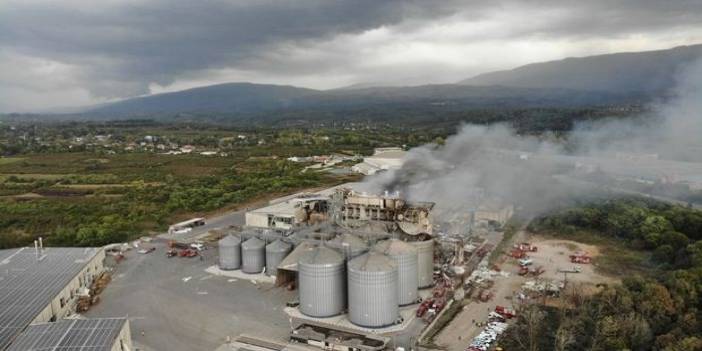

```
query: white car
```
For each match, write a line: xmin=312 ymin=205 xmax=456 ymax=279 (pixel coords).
xmin=190 ymin=242 xmax=206 ymax=251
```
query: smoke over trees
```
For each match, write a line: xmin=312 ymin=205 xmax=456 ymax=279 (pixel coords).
xmin=361 ymin=58 xmax=702 ymax=220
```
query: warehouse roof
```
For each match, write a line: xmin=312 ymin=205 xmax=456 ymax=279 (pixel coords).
xmin=6 ymin=318 xmax=126 ymax=351
xmin=0 ymin=246 xmax=102 ymax=350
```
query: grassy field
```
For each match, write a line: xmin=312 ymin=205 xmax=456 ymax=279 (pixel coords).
xmin=0 ymin=157 xmax=24 ymax=165
xmin=0 ymin=151 xmax=353 ymax=248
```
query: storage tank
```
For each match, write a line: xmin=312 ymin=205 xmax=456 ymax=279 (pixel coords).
xmin=374 ymin=239 xmax=418 ymax=305
xmin=218 ymin=235 xmax=241 ymax=270
xmin=410 ymin=239 xmax=434 ymax=288
xmin=347 ymin=252 xmax=399 ymax=327
xmin=241 ymin=237 xmax=266 ymax=274
xmin=326 ymin=233 xmax=368 ymax=259
xmin=265 ymin=239 xmax=292 ymax=276
xmin=298 ymin=246 xmax=346 ymax=317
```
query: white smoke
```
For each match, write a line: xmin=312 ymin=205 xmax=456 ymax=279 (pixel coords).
xmin=360 ymin=58 xmax=702 ymax=220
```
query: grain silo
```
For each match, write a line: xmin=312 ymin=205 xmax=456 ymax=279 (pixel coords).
xmin=410 ymin=239 xmax=434 ymax=288
xmin=374 ymin=239 xmax=418 ymax=305
xmin=347 ymin=252 xmax=399 ymax=327
xmin=298 ymin=246 xmax=346 ymax=317
xmin=218 ymin=235 xmax=241 ymax=270
xmin=241 ymin=237 xmax=266 ymax=274
xmin=265 ymin=239 xmax=292 ymax=276
xmin=326 ymin=233 xmax=368 ymax=260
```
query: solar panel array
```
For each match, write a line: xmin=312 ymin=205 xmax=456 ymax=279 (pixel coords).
xmin=6 ymin=318 xmax=125 ymax=351
xmin=0 ymin=247 xmax=101 ymax=350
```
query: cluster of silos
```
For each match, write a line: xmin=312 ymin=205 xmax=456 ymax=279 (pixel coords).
xmin=410 ymin=238 xmax=434 ymax=288
xmin=374 ymin=239 xmax=418 ymax=305
xmin=325 ymin=233 xmax=368 ymax=260
xmin=266 ymin=239 xmax=292 ymax=276
xmin=294 ymin=235 xmax=435 ymax=329
xmin=298 ymin=246 xmax=346 ymax=317
xmin=218 ymin=235 xmax=242 ymax=270
xmin=347 ymin=252 xmax=399 ymax=327
xmin=219 ymin=234 xmax=295 ymax=276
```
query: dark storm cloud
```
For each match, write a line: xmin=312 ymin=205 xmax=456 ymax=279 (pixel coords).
xmin=1 ymin=0 xmax=701 ymax=111
xmin=0 ymin=0 xmax=459 ymax=98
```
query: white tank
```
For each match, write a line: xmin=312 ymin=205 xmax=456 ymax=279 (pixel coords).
xmin=374 ymin=239 xmax=418 ymax=305
xmin=218 ymin=235 xmax=241 ymax=270
xmin=265 ymin=239 xmax=292 ymax=276
xmin=298 ymin=246 xmax=346 ymax=317
xmin=241 ymin=237 xmax=265 ymax=274
xmin=410 ymin=239 xmax=434 ymax=288
xmin=347 ymin=252 xmax=399 ymax=327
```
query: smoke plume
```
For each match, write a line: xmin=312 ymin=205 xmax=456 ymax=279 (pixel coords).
xmin=360 ymin=58 xmax=702 ymax=221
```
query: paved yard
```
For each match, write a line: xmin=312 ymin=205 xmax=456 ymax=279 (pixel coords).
xmin=86 ymin=240 xmax=294 ymax=351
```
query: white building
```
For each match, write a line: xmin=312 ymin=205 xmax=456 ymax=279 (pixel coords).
xmin=351 ymin=148 xmax=406 ymax=175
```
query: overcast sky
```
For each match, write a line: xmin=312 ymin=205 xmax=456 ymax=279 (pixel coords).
xmin=1 ymin=0 xmax=702 ymax=112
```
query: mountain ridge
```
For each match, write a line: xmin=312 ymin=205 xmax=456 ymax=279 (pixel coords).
xmin=459 ymin=44 xmax=702 ymax=93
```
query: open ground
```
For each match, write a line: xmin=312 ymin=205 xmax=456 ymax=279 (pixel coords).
xmin=85 ymin=238 xmax=294 ymax=351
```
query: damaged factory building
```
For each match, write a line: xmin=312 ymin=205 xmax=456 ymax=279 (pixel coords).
xmin=332 ymin=188 xmax=434 ymax=235
xmin=245 ymin=184 xmax=435 ymax=236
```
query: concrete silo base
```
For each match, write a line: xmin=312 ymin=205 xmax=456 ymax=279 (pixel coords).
xmin=205 ymin=265 xmax=276 ymax=284
xmin=283 ymin=289 xmax=434 ymax=335
xmin=284 ymin=306 xmax=417 ymax=334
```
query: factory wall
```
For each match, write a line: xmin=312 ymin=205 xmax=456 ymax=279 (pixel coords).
xmin=245 ymin=212 xmax=296 ymax=230
xmin=245 ymin=212 xmax=270 ymax=228
xmin=33 ymin=249 xmax=106 ymax=324
xmin=111 ymin=320 xmax=134 ymax=351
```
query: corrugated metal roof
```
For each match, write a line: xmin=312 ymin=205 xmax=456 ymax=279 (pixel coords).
xmin=6 ymin=318 xmax=126 ymax=351
xmin=0 ymin=247 xmax=102 ymax=350
xmin=348 ymin=252 xmax=396 ymax=272
xmin=266 ymin=239 xmax=291 ymax=253
xmin=219 ymin=234 xmax=241 ymax=246
xmin=242 ymin=237 xmax=265 ymax=249
xmin=298 ymin=246 xmax=343 ymax=266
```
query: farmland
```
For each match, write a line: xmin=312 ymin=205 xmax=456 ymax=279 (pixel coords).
xmin=0 ymin=151 xmax=356 ymax=249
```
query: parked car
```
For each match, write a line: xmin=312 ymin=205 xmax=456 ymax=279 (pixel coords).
xmin=190 ymin=242 xmax=206 ymax=251
xmin=137 ymin=247 xmax=156 ymax=254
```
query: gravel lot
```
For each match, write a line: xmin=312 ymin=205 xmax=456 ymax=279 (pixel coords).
xmin=435 ymin=232 xmax=616 ymax=351
xmin=86 ymin=239 xmax=294 ymax=351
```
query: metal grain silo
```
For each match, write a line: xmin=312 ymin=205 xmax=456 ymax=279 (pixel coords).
xmin=348 ymin=252 xmax=399 ymax=327
xmin=410 ymin=239 xmax=434 ymax=288
xmin=218 ymin=235 xmax=241 ymax=270
xmin=241 ymin=237 xmax=266 ymax=274
xmin=374 ymin=239 xmax=418 ymax=305
xmin=298 ymin=246 xmax=346 ymax=317
xmin=265 ymin=239 xmax=292 ymax=276
xmin=326 ymin=233 xmax=368 ymax=260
